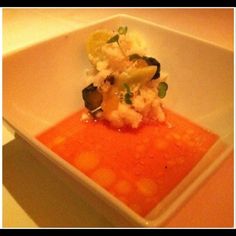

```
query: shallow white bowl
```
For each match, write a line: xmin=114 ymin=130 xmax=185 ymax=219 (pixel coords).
xmin=3 ymin=14 xmax=234 ymax=227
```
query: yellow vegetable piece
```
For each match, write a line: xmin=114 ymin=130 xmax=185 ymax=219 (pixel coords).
xmin=118 ymin=66 xmax=157 ymax=87
xmin=101 ymin=87 xmax=120 ymax=118
xmin=86 ymin=30 xmax=113 ymax=62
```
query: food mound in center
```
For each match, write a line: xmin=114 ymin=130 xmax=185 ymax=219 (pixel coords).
xmin=81 ymin=26 xmax=168 ymax=128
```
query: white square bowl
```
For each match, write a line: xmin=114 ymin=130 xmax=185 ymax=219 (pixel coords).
xmin=3 ymin=14 xmax=234 ymax=227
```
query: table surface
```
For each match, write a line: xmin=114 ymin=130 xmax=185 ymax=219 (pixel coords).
xmin=2 ymin=8 xmax=234 ymax=228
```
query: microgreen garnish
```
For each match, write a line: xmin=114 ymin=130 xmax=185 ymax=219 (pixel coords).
xmin=123 ymin=83 xmax=132 ymax=104
xmin=107 ymin=34 xmax=119 ymax=44
xmin=158 ymin=82 xmax=168 ymax=98
xmin=124 ymin=83 xmax=131 ymax=94
xmin=118 ymin=26 xmax=128 ymax=35
xmin=107 ymin=27 xmax=128 ymax=57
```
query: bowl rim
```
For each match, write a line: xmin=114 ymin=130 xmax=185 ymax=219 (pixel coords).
xmin=3 ymin=13 xmax=233 ymax=59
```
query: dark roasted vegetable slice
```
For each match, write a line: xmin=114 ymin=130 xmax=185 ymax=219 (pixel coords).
xmin=82 ymin=83 xmax=103 ymax=112
xmin=105 ymin=75 xmax=115 ymax=85
xmin=129 ymin=54 xmax=161 ymax=80
xmin=142 ymin=56 xmax=161 ymax=80
xmin=129 ymin=53 xmax=142 ymax=61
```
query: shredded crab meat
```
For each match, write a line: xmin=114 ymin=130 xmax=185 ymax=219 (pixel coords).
xmin=82 ymin=27 xmax=168 ymax=128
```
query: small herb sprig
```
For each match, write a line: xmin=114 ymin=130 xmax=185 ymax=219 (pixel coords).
xmin=123 ymin=83 xmax=132 ymax=104
xmin=118 ymin=26 xmax=128 ymax=35
xmin=107 ymin=26 xmax=128 ymax=57
xmin=158 ymin=82 xmax=168 ymax=98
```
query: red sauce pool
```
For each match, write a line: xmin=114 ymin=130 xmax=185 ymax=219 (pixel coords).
xmin=36 ymin=109 xmax=218 ymax=217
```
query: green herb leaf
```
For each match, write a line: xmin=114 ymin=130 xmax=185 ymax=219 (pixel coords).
xmin=107 ymin=34 xmax=119 ymax=44
xmin=123 ymin=83 xmax=132 ymax=104
xmin=118 ymin=26 xmax=128 ymax=35
xmin=129 ymin=54 xmax=142 ymax=61
xmin=123 ymin=83 xmax=131 ymax=94
xmin=158 ymin=82 xmax=168 ymax=98
xmin=124 ymin=93 xmax=132 ymax=104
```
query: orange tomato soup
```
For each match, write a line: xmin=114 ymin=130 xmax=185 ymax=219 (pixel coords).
xmin=36 ymin=109 xmax=218 ymax=217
